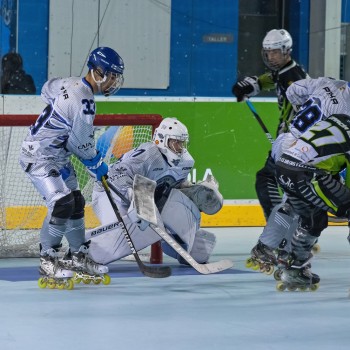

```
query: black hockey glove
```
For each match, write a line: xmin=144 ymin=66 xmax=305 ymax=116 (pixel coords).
xmin=232 ymin=76 xmax=260 ymax=102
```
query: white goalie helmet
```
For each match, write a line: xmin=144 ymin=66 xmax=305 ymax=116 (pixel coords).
xmin=262 ymin=29 xmax=293 ymax=70
xmin=153 ymin=117 xmax=189 ymax=166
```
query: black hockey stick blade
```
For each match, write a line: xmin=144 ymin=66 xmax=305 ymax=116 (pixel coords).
xmin=133 ymin=253 xmax=171 ymax=278
xmin=101 ymin=177 xmax=171 ymax=278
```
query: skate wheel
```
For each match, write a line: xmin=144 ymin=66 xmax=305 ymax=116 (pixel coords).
xmin=56 ymin=282 xmax=65 ymax=290
xmin=38 ymin=278 xmax=47 ymax=289
xmin=93 ymin=279 xmax=102 ymax=285
xmin=74 ymin=277 xmax=82 ymax=284
xmin=245 ymin=258 xmax=253 ymax=268
xmin=251 ymin=263 xmax=260 ymax=271
xmin=47 ymin=278 xmax=56 ymax=289
xmin=312 ymin=244 xmax=321 ymax=254
xmin=276 ymin=282 xmax=286 ymax=291
xmin=102 ymin=274 xmax=111 ymax=285
xmin=83 ymin=278 xmax=91 ymax=284
xmin=65 ymin=279 xmax=74 ymax=290
xmin=310 ymin=283 xmax=319 ymax=292
xmin=264 ymin=265 xmax=274 ymax=275
xmin=287 ymin=285 xmax=297 ymax=292
xmin=299 ymin=286 xmax=308 ymax=292
xmin=273 ymin=269 xmax=282 ymax=281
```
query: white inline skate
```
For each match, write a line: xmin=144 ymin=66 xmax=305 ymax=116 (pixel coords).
xmin=38 ymin=247 xmax=74 ymax=290
xmin=62 ymin=241 xmax=111 ymax=286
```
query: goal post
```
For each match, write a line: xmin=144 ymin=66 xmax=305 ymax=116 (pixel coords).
xmin=0 ymin=113 xmax=163 ymax=263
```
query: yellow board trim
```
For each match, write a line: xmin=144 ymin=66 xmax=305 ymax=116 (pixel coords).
xmin=2 ymin=204 xmax=346 ymax=229
xmin=3 ymin=206 xmax=100 ymax=229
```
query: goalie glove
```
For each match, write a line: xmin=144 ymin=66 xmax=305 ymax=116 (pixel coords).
xmin=232 ymin=76 xmax=261 ymax=102
xmin=80 ymin=151 xmax=108 ymax=181
xmin=180 ymin=174 xmax=223 ymax=215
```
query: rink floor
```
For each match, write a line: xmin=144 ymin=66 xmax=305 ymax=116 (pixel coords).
xmin=1 ymin=226 xmax=350 ymax=350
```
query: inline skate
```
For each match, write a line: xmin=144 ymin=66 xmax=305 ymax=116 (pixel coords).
xmin=276 ymin=255 xmax=320 ymax=292
xmin=246 ymin=241 xmax=277 ymax=275
xmin=63 ymin=241 xmax=111 ymax=285
xmin=38 ymin=247 xmax=74 ymax=290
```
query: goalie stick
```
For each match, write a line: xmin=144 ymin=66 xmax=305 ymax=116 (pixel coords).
xmin=245 ymin=99 xmax=275 ymax=144
xmin=101 ymin=176 xmax=171 ymax=278
xmin=109 ymin=175 xmax=233 ymax=274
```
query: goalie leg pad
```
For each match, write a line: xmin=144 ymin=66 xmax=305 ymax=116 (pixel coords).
xmin=161 ymin=233 xmax=188 ymax=263
xmin=189 ymin=229 xmax=216 ymax=264
xmin=92 ymin=188 xmax=123 ymax=225
xmin=161 ymin=188 xmax=201 ymax=251
xmin=86 ymin=208 xmax=165 ymax=264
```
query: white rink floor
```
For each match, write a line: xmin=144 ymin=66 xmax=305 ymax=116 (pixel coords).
xmin=1 ymin=226 xmax=350 ymax=350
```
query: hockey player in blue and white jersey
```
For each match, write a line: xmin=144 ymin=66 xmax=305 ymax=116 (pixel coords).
xmin=19 ymin=46 xmax=124 ymax=289
xmin=247 ymin=77 xmax=350 ymax=288
xmin=87 ymin=117 xmax=223 ymax=265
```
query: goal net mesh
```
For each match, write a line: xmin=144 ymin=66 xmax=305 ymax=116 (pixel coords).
xmin=0 ymin=114 xmax=162 ymax=260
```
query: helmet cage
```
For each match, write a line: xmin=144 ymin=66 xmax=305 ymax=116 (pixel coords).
xmin=153 ymin=118 xmax=189 ymax=165
xmin=87 ymin=47 xmax=124 ymax=96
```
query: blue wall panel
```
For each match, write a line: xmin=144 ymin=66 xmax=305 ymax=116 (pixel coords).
xmin=17 ymin=0 xmax=49 ymax=94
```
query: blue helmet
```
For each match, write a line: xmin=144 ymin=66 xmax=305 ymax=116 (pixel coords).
xmin=87 ymin=47 xmax=124 ymax=76
xmin=87 ymin=47 xmax=124 ymax=96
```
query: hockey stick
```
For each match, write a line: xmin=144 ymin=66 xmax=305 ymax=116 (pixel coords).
xmin=245 ymin=99 xmax=275 ymax=144
xmin=101 ymin=176 xmax=171 ymax=278
xmin=131 ymin=174 xmax=234 ymax=274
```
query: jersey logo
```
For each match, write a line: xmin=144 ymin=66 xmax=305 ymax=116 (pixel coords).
xmin=171 ymin=159 xmax=180 ymax=166
xmin=78 ymin=142 xmax=94 ymax=150
xmin=323 ymin=87 xmax=338 ymax=104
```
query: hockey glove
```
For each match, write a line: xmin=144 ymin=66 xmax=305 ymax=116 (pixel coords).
xmin=80 ymin=151 xmax=108 ymax=181
xmin=232 ymin=76 xmax=261 ymax=102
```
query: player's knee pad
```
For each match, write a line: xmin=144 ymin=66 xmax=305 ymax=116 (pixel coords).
xmin=71 ymin=190 xmax=85 ymax=219
xmin=189 ymin=229 xmax=216 ymax=263
xmin=50 ymin=192 xmax=75 ymax=225
xmin=161 ymin=188 xmax=200 ymax=249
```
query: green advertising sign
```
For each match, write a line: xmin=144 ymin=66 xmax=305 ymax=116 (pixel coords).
xmin=96 ymin=100 xmax=280 ymax=199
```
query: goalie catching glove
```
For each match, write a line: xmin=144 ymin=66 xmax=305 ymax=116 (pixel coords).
xmin=180 ymin=174 xmax=223 ymax=215
xmin=232 ymin=76 xmax=260 ymax=102
xmin=80 ymin=150 xmax=108 ymax=181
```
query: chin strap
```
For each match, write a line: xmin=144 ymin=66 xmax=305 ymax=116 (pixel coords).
xmin=90 ymin=69 xmax=107 ymax=94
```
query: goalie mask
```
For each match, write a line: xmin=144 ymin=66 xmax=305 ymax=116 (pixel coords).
xmin=261 ymin=29 xmax=292 ymax=71
xmin=153 ymin=118 xmax=189 ymax=166
xmin=88 ymin=46 xmax=125 ymax=96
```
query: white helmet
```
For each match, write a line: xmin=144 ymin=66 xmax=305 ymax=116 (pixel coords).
xmin=153 ymin=117 xmax=189 ymax=166
xmin=262 ymin=29 xmax=293 ymax=70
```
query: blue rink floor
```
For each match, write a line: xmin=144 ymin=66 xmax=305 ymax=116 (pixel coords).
xmin=1 ymin=226 xmax=350 ymax=350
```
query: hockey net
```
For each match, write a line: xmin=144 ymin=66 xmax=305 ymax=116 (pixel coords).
xmin=0 ymin=113 xmax=163 ymax=263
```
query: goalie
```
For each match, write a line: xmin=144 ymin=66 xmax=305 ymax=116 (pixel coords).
xmin=87 ymin=117 xmax=223 ymax=265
